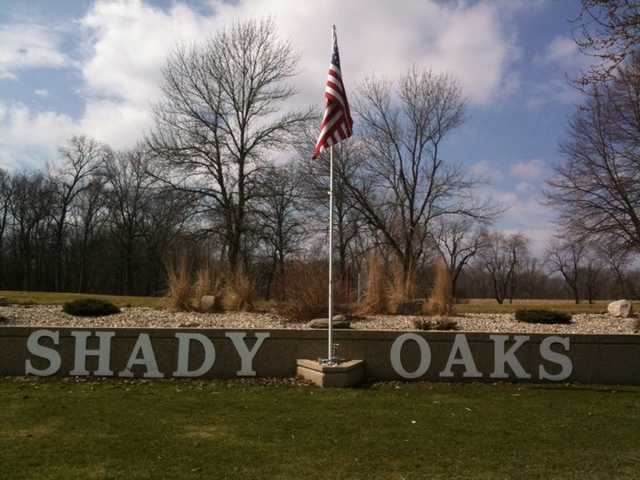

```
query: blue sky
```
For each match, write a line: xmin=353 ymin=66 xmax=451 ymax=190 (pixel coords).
xmin=0 ymin=0 xmax=591 ymax=252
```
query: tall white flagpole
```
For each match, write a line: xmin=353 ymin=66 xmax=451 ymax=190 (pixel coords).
xmin=327 ymin=144 xmax=334 ymax=363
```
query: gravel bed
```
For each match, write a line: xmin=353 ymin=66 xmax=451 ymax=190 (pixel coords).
xmin=0 ymin=305 xmax=637 ymax=334
xmin=354 ymin=313 xmax=638 ymax=334
xmin=0 ymin=306 xmax=287 ymax=329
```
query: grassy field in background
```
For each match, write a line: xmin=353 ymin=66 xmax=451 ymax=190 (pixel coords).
xmin=0 ymin=379 xmax=638 ymax=479
xmin=0 ymin=290 xmax=628 ymax=314
xmin=456 ymin=298 xmax=620 ymax=314
xmin=0 ymin=290 xmax=165 ymax=308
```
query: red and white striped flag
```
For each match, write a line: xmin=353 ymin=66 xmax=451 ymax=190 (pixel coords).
xmin=312 ymin=25 xmax=353 ymax=159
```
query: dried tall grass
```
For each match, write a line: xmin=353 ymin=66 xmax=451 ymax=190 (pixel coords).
xmin=424 ymin=259 xmax=455 ymax=316
xmin=358 ymin=251 xmax=388 ymax=315
xmin=275 ymin=261 xmax=328 ymax=322
xmin=223 ymin=269 xmax=255 ymax=312
xmin=193 ymin=263 xmax=223 ymax=312
xmin=165 ymin=255 xmax=193 ymax=312
xmin=388 ymin=259 xmax=417 ymax=314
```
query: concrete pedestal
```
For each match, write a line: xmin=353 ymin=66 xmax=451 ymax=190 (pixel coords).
xmin=296 ymin=359 xmax=365 ymax=387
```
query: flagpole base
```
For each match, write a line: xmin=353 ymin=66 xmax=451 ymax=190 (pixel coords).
xmin=296 ymin=359 xmax=365 ymax=388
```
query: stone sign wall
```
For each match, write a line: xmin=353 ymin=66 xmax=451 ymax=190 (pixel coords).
xmin=0 ymin=327 xmax=639 ymax=385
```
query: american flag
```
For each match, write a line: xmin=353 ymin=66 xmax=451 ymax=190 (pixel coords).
xmin=312 ymin=25 xmax=353 ymax=159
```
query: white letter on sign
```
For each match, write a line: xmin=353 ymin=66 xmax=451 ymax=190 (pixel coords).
xmin=25 ymin=330 xmax=61 ymax=376
xmin=440 ymin=334 xmax=482 ymax=378
xmin=69 ymin=331 xmax=115 ymax=376
xmin=390 ymin=333 xmax=431 ymax=379
xmin=490 ymin=335 xmax=531 ymax=379
xmin=119 ymin=334 xmax=163 ymax=378
xmin=539 ymin=336 xmax=572 ymax=381
xmin=173 ymin=333 xmax=215 ymax=377
xmin=225 ymin=332 xmax=270 ymax=376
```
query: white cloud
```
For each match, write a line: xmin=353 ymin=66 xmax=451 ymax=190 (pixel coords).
xmin=206 ymin=0 xmax=520 ymax=106
xmin=0 ymin=23 xmax=68 ymax=79
xmin=80 ymin=1 xmax=211 ymax=105
xmin=0 ymin=101 xmax=77 ymax=169
xmin=524 ymin=79 xmax=583 ymax=110
xmin=494 ymin=191 xmax=554 ymax=254
xmin=515 ymin=181 xmax=534 ymax=193
xmin=1 ymin=0 xmax=523 ymax=168
xmin=545 ymin=36 xmax=579 ymax=64
xmin=80 ymin=99 xmax=152 ymax=149
xmin=33 ymin=89 xmax=49 ymax=97
xmin=500 ymin=226 xmax=555 ymax=256
xmin=525 ymin=35 xmax=591 ymax=109
xmin=74 ymin=0 xmax=521 ymax=145
xmin=470 ymin=160 xmax=493 ymax=177
xmin=511 ymin=158 xmax=545 ymax=178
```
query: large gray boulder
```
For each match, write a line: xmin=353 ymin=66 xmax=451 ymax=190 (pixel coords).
xmin=308 ymin=316 xmax=351 ymax=329
xmin=608 ymin=299 xmax=633 ymax=318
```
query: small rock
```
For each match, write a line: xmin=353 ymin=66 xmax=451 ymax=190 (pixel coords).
xmin=307 ymin=317 xmax=351 ymax=329
xmin=199 ymin=295 xmax=221 ymax=313
xmin=0 ymin=297 xmax=9 ymax=306
xmin=0 ymin=315 xmax=7 ymax=324
xmin=608 ymin=300 xmax=633 ymax=318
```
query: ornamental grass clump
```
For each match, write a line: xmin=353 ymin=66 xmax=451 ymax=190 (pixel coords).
xmin=358 ymin=251 xmax=388 ymax=315
xmin=165 ymin=255 xmax=193 ymax=312
xmin=423 ymin=259 xmax=455 ymax=317
xmin=63 ymin=298 xmax=120 ymax=317
xmin=515 ymin=309 xmax=572 ymax=324
xmin=388 ymin=260 xmax=416 ymax=314
xmin=276 ymin=261 xmax=328 ymax=322
xmin=223 ymin=269 xmax=255 ymax=312
xmin=193 ymin=264 xmax=224 ymax=312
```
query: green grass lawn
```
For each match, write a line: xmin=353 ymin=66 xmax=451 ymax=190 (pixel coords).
xmin=0 ymin=379 xmax=638 ymax=479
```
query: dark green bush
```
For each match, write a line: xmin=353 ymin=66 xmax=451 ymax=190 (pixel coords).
xmin=413 ymin=318 xmax=433 ymax=330
xmin=515 ymin=309 xmax=572 ymax=324
xmin=63 ymin=298 xmax=121 ymax=317
xmin=413 ymin=318 xmax=459 ymax=331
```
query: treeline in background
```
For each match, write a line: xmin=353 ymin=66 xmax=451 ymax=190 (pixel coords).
xmin=1 ymin=14 xmax=640 ymax=311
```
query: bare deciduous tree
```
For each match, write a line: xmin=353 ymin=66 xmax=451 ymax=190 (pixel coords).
xmin=573 ymin=0 xmax=640 ymax=85
xmin=0 ymin=169 xmax=12 ymax=288
xmin=342 ymin=68 xmax=494 ymax=301
xmin=546 ymin=236 xmax=587 ymax=304
xmin=9 ymin=172 xmax=55 ymax=290
xmin=255 ymin=165 xmax=307 ymax=299
xmin=431 ymin=217 xmax=488 ymax=299
xmin=49 ymin=136 xmax=107 ymax=290
xmin=582 ymin=247 xmax=605 ymax=303
xmin=147 ymin=18 xmax=312 ymax=274
xmin=478 ymin=231 xmax=529 ymax=304
xmin=296 ymin=134 xmax=366 ymax=291
xmin=102 ymin=150 xmax=159 ymax=294
xmin=70 ymin=178 xmax=107 ymax=293
xmin=598 ymin=239 xmax=635 ymax=297
xmin=547 ymin=55 xmax=640 ymax=252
